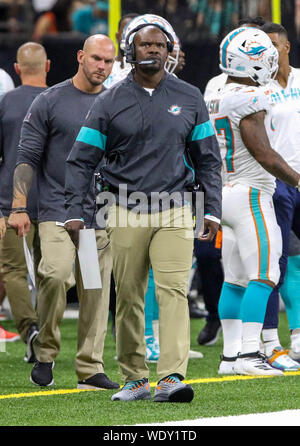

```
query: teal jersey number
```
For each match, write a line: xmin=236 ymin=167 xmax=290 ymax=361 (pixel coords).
xmin=215 ymin=117 xmax=235 ymax=173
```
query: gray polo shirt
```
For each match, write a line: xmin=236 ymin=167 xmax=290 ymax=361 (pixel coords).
xmin=17 ymin=79 xmax=103 ymax=227
xmin=0 ymin=85 xmax=46 ymax=219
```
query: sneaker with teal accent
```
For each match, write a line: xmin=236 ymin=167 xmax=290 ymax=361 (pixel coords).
xmin=268 ymin=346 xmax=300 ymax=371
xmin=111 ymin=378 xmax=151 ymax=401
xmin=153 ymin=374 xmax=194 ymax=403
xmin=146 ymin=336 xmax=160 ymax=363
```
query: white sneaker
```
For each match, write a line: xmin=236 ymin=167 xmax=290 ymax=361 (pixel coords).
xmin=189 ymin=350 xmax=203 ymax=359
xmin=218 ymin=355 xmax=237 ymax=375
xmin=289 ymin=334 xmax=300 ymax=363
xmin=234 ymin=352 xmax=283 ymax=376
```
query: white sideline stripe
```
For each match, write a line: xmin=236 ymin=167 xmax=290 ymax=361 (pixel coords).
xmin=138 ymin=409 xmax=300 ymax=426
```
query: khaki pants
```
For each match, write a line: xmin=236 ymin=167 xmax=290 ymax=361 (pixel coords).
xmin=106 ymin=205 xmax=194 ymax=382
xmin=34 ymin=222 xmax=112 ymax=380
xmin=1 ymin=217 xmax=40 ymax=342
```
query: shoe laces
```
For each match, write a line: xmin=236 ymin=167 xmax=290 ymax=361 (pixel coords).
xmin=250 ymin=352 xmax=274 ymax=368
xmin=123 ymin=378 xmax=147 ymax=391
xmin=257 ymin=352 xmax=267 ymax=361
xmin=253 ymin=353 xmax=268 ymax=364
xmin=271 ymin=347 xmax=289 ymax=358
xmin=161 ymin=375 xmax=181 ymax=384
xmin=240 ymin=351 xmax=267 ymax=361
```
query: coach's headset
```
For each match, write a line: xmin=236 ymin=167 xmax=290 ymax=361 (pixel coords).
xmin=124 ymin=22 xmax=175 ymax=64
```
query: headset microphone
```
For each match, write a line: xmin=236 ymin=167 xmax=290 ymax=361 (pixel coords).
xmin=131 ymin=60 xmax=157 ymax=65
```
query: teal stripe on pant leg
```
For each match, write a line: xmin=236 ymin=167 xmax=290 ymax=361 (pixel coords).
xmin=249 ymin=188 xmax=270 ymax=281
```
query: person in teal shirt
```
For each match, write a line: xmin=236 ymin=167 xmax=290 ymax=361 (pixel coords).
xmin=72 ymin=1 xmax=108 ymax=36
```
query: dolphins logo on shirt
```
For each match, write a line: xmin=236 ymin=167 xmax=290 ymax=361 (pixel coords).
xmin=168 ymin=105 xmax=181 ymax=115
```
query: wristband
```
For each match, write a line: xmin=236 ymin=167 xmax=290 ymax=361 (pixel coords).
xmin=204 ymin=214 xmax=221 ymax=225
xmin=64 ymin=218 xmax=85 ymax=226
xmin=11 ymin=207 xmax=28 ymax=214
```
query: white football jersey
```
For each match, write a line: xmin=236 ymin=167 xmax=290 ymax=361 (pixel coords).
xmin=103 ymin=59 xmax=132 ymax=89
xmin=204 ymin=72 xmax=227 ymax=100
xmin=207 ymin=82 xmax=275 ymax=195
xmin=0 ymin=69 xmax=14 ymax=96
xmin=264 ymin=67 xmax=300 ymax=174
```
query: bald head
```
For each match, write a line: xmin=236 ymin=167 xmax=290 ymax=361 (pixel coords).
xmin=16 ymin=42 xmax=48 ymax=75
xmin=76 ymin=34 xmax=115 ymax=91
xmin=83 ymin=34 xmax=115 ymax=54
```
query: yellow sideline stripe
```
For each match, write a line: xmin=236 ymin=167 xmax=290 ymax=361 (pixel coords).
xmin=183 ymin=371 xmax=300 ymax=384
xmin=0 ymin=388 xmax=100 ymax=400
xmin=1 ymin=371 xmax=300 ymax=400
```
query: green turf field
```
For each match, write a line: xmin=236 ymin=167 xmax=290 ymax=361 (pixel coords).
xmin=0 ymin=312 xmax=300 ymax=426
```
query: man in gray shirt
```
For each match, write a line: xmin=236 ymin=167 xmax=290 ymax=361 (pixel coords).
xmin=8 ymin=35 xmax=119 ymax=390
xmin=0 ymin=42 xmax=49 ymax=361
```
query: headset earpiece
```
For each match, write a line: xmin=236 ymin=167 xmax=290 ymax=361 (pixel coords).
xmin=167 ymin=41 xmax=174 ymax=53
xmin=125 ymin=23 xmax=174 ymax=63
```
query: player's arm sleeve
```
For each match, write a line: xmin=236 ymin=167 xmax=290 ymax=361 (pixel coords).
xmin=230 ymin=88 xmax=270 ymax=127
xmin=203 ymin=77 xmax=216 ymax=100
xmin=16 ymin=93 xmax=49 ymax=169
xmin=188 ymin=91 xmax=223 ymax=220
xmin=65 ymin=95 xmax=108 ymax=221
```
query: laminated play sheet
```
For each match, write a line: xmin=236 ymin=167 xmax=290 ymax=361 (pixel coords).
xmin=23 ymin=235 xmax=36 ymax=288
xmin=77 ymin=228 xmax=102 ymax=289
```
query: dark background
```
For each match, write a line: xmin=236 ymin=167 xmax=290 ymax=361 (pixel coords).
xmin=0 ymin=33 xmax=298 ymax=96
xmin=0 ymin=0 xmax=298 ymax=94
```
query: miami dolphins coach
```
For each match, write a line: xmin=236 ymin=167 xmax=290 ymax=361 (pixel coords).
xmin=64 ymin=14 xmax=222 ymax=403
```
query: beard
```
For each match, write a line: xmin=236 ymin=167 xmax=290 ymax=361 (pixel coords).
xmin=140 ymin=64 xmax=161 ymax=74
xmin=82 ymin=63 xmax=103 ymax=86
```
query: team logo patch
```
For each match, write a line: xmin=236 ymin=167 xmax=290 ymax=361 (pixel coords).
xmin=250 ymin=96 xmax=259 ymax=105
xmin=168 ymin=105 xmax=181 ymax=115
xmin=239 ymin=40 xmax=267 ymax=61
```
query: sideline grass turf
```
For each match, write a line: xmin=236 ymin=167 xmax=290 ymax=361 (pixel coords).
xmin=1 ymin=312 xmax=300 ymax=426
